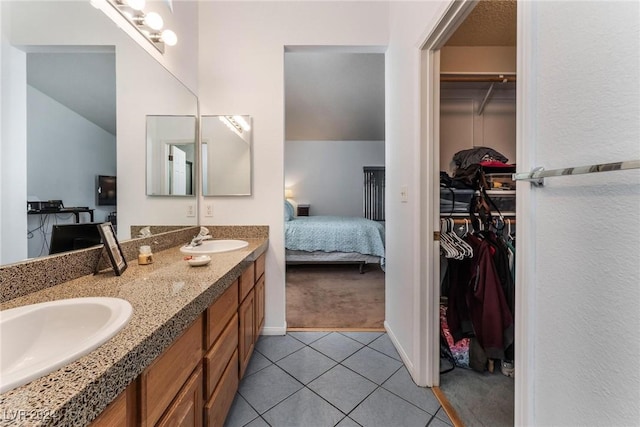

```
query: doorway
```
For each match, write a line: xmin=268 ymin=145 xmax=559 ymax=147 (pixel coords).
xmin=420 ymin=1 xmax=519 ymax=425
xmin=283 ymin=47 xmax=387 ymax=330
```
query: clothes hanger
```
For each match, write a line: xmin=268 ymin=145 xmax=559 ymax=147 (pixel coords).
xmin=447 ymin=218 xmax=472 ymax=258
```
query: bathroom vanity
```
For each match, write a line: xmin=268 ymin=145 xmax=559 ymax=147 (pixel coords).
xmin=0 ymin=226 xmax=268 ymax=427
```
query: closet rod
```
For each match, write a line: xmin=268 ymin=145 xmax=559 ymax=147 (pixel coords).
xmin=442 ymin=218 xmax=516 ymax=225
xmin=513 ymin=159 xmax=640 ymax=187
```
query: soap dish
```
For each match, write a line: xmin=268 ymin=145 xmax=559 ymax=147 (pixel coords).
xmin=187 ymin=255 xmax=211 ymax=267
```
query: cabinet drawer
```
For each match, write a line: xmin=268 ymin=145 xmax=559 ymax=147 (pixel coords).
xmin=140 ymin=316 xmax=204 ymax=427
xmin=255 ymin=253 xmax=265 ymax=281
xmin=156 ymin=364 xmax=203 ymax=427
xmin=204 ymin=350 xmax=239 ymax=427
xmin=206 ymin=280 xmax=238 ymax=348
xmin=204 ymin=313 xmax=238 ymax=398
xmin=239 ymin=263 xmax=255 ymax=302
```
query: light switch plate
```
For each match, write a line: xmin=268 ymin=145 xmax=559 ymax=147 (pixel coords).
xmin=400 ymin=186 xmax=408 ymax=203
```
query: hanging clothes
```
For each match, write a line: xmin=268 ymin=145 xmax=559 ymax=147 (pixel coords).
xmin=445 ymin=231 xmax=514 ymax=361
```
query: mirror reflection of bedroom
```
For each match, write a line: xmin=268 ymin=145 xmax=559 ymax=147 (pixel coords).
xmin=284 ymin=48 xmax=386 ymax=331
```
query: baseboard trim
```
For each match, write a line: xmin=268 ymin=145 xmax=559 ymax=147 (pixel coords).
xmin=287 ymin=327 xmax=386 ymax=332
xmin=384 ymin=321 xmax=414 ymax=375
xmin=432 ymin=386 xmax=464 ymax=427
xmin=261 ymin=322 xmax=287 ymax=336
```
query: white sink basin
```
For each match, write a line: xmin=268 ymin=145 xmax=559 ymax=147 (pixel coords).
xmin=180 ymin=239 xmax=249 ymax=255
xmin=0 ymin=297 xmax=133 ymax=393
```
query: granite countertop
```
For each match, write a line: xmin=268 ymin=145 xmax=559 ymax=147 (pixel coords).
xmin=0 ymin=237 xmax=268 ymax=426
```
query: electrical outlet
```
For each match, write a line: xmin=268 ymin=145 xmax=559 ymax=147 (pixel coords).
xmin=186 ymin=204 xmax=195 ymax=217
xmin=400 ymin=186 xmax=409 ymax=203
xmin=205 ymin=204 xmax=213 ymax=217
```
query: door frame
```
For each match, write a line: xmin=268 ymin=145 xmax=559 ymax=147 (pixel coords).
xmin=418 ymin=0 xmax=535 ymax=424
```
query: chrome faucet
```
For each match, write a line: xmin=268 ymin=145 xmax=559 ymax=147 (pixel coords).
xmin=189 ymin=234 xmax=212 ymax=247
xmin=188 ymin=226 xmax=212 ymax=247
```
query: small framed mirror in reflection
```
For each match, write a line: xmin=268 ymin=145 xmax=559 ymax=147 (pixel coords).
xmin=146 ymin=115 xmax=197 ymax=196
xmin=201 ymin=115 xmax=252 ymax=196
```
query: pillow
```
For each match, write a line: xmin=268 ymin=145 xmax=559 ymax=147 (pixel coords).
xmin=287 ymin=198 xmax=299 ymax=217
xmin=284 ymin=200 xmax=294 ymax=221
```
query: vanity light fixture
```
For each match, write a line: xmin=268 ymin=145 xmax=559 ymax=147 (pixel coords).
xmin=219 ymin=116 xmax=244 ymax=137
xmin=232 ymin=115 xmax=251 ymax=132
xmin=107 ymin=0 xmax=177 ymax=53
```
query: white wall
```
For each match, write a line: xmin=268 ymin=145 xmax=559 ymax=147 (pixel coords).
xmin=440 ymin=86 xmax=516 ymax=174
xmin=27 ymin=86 xmax=116 ymax=258
xmin=384 ymin=0 xmax=450 ymax=379
xmin=520 ymin=1 xmax=640 ymax=425
xmin=285 ymin=140 xmax=384 ymax=216
xmin=198 ymin=1 xmax=391 ymax=335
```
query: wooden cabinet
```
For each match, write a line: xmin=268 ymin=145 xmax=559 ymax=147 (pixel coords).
xmin=238 ymin=288 xmax=255 ymax=378
xmin=205 ymin=313 xmax=238 ymax=398
xmin=254 ymin=274 xmax=265 ymax=337
xmin=90 ymin=381 xmax=137 ymax=427
xmin=93 ymin=250 xmax=266 ymax=427
xmin=204 ymin=350 xmax=239 ymax=427
xmin=254 ymin=253 xmax=266 ymax=338
xmin=140 ymin=316 xmax=204 ymax=427
xmin=203 ymin=280 xmax=240 ymax=425
xmin=238 ymin=253 xmax=266 ymax=379
xmin=156 ymin=365 xmax=203 ymax=427
xmin=206 ymin=280 xmax=238 ymax=349
xmin=239 ymin=264 xmax=255 ymax=303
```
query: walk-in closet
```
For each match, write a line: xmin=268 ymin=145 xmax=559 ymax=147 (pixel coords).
xmin=435 ymin=1 xmax=517 ymax=425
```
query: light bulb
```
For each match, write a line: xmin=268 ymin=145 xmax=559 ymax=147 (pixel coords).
xmin=143 ymin=12 xmax=163 ymax=30
xmin=125 ymin=0 xmax=145 ymax=11
xmin=161 ymin=30 xmax=178 ymax=46
xmin=233 ymin=115 xmax=251 ymax=131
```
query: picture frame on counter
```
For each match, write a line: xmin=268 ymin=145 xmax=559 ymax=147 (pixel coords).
xmin=98 ymin=222 xmax=127 ymax=276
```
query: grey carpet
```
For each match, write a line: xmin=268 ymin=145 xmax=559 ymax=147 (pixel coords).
xmin=286 ymin=264 xmax=385 ymax=329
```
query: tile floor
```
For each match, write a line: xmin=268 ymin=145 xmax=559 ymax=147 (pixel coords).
xmin=224 ymin=331 xmax=453 ymax=427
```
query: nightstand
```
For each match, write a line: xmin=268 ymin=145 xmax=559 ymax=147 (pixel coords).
xmin=297 ymin=204 xmax=310 ymax=216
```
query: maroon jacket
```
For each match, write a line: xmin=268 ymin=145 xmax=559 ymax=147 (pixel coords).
xmin=446 ymin=233 xmax=514 ymax=360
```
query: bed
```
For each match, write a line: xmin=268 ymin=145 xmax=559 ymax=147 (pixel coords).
xmin=284 ymin=208 xmax=386 ymax=273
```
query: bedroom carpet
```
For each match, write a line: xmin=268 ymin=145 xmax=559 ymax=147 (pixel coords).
xmin=286 ymin=264 xmax=385 ymax=329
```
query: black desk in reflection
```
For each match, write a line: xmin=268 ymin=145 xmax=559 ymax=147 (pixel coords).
xmin=27 ymin=208 xmax=94 ymax=223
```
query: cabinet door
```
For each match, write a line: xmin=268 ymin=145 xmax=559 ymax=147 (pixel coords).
xmin=254 ymin=274 xmax=265 ymax=339
xmin=156 ymin=364 xmax=203 ymax=427
xmin=255 ymin=253 xmax=265 ymax=281
xmin=238 ymin=289 xmax=255 ymax=378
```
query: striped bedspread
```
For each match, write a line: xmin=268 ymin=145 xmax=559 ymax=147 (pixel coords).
xmin=285 ymin=216 xmax=385 ymax=261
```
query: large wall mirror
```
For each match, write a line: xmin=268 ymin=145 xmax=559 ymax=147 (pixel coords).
xmin=0 ymin=1 xmax=198 ymax=265
xmin=201 ymin=115 xmax=252 ymax=196
xmin=146 ymin=116 xmax=197 ymax=196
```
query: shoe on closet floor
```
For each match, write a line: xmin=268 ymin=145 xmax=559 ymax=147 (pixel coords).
xmin=501 ymin=361 xmax=514 ymax=378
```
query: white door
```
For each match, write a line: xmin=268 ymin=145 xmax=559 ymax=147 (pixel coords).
xmin=516 ymin=2 xmax=639 ymax=426
xmin=170 ymin=145 xmax=187 ymax=195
